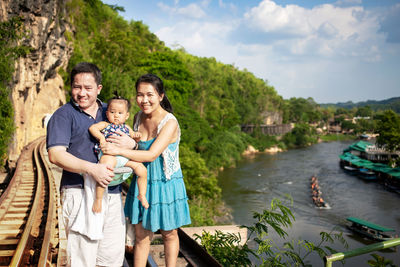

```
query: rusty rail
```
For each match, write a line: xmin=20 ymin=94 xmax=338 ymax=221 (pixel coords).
xmin=0 ymin=137 xmax=57 ymax=266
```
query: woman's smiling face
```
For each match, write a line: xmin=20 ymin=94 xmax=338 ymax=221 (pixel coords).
xmin=136 ymin=82 xmax=164 ymax=114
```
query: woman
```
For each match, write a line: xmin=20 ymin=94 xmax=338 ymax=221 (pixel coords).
xmin=102 ymin=73 xmax=191 ymax=267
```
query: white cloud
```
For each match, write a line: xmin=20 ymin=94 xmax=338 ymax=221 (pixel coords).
xmin=240 ymin=0 xmax=385 ymax=62
xmin=153 ymin=0 xmax=399 ymax=102
xmin=157 ymin=2 xmax=206 ymax=19
xmin=156 ymin=21 xmax=235 ymax=55
xmin=244 ymin=0 xmax=370 ymax=39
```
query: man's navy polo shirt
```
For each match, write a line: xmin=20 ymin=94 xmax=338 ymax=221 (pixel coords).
xmin=46 ymin=99 xmax=120 ymax=193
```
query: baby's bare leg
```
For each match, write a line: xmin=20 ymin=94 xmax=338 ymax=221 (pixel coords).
xmin=92 ymin=155 xmax=117 ymax=213
xmin=125 ymin=161 xmax=149 ymax=209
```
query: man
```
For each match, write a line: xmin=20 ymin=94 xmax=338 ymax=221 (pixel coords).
xmin=46 ymin=62 xmax=125 ymax=267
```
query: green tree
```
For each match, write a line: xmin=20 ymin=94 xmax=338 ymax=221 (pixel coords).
xmin=0 ymin=17 xmax=29 ymax=166
xmin=355 ymin=106 xmax=373 ymax=117
xmin=282 ymin=123 xmax=317 ymax=148
xmin=341 ymin=120 xmax=356 ymax=132
xmin=195 ymin=197 xmax=348 ymax=266
xmin=286 ymin=97 xmax=322 ymax=124
xmin=376 ymin=110 xmax=400 ymax=166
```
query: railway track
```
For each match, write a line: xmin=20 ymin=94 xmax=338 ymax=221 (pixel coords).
xmin=0 ymin=137 xmax=58 ymax=266
xmin=0 ymin=137 xmax=221 ymax=267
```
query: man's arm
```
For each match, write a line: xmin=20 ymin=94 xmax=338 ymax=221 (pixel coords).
xmin=48 ymin=146 xmax=113 ymax=187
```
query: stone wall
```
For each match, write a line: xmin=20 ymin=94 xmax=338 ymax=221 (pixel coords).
xmin=0 ymin=0 xmax=72 ymax=164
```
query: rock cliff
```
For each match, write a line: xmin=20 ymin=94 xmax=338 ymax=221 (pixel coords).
xmin=0 ymin=0 xmax=72 ymax=164
xmin=261 ymin=111 xmax=283 ymax=125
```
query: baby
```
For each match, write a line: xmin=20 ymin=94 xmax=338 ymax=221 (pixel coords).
xmin=89 ymin=96 xmax=149 ymax=212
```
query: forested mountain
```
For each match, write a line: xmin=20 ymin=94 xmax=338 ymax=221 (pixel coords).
xmin=61 ymin=0 xmax=285 ymax=224
xmin=321 ymin=97 xmax=400 ymax=114
xmin=0 ymin=0 xmax=286 ymax=225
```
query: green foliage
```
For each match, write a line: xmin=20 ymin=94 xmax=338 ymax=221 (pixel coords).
xmin=0 ymin=17 xmax=29 ymax=166
xmin=194 ymin=230 xmax=255 ymax=266
xmin=286 ymin=97 xmax=322 ymax=124
xmin=340 ymin=120 xmax=355 ymax=131
xmin=355 ymin=118 xmax=377 ymax=134
xmin=355 ymin=106 xmax=373 ymax=117
xmin=0 ymin=86 xmax=14 ymax=165
xmin=187 ymin=196 xmax=219 ymax=226
xmin=66 ymin=0 xmax=165 ymax=102
xmin=376 ymin=110 xmax=400 ymax=152
xmin=367 ymin=254 xmax=396 ymax=267
xmin=247 ymin=127 xmax=280 ymax=151
xmin=195 ymin=197 xmax=348 ymax=266
xmin=180 ymin=144 xmax=221 ymax=199
xmin=174 ymin=103 xmax=213 ymax=153
xmin=178 ymin=52 xmax=284 ymax=128
xmin=282 ymin=124 xmax=318 ymax=149
xmin=375 ymin=110 xmax=400 ymax=167
xmin=202 ymin=128 xmax=249 ymax=170
xmin=137 ymin=51 xmax=194 ymax=105
xmin=322 ymin=97 xmax=400 ymax=114
xmin=245 ymin=197 xmax=348 ymax=266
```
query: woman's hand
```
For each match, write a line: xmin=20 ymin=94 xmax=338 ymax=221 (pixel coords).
xmin=106 ymin=130 xmax=137 ymax=149
xmin=100 ymin=141 xmax=119 ymax=156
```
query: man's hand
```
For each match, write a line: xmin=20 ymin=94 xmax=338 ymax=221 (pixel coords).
xmin=99 ymin=138 xmax=107 ymax=148
xmin=106 ymin=130 xmax=136 ymax=149
xmin=87 ymin=162 xmax=114 ymax=188
xmin=48 ymin=146 xmax=114 ymax=188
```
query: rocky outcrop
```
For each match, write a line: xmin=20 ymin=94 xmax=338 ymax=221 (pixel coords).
xmin=242 ymin=145 xmax=259 ymax=156
xmin=260 ymin=111 xmax=282 ymax=125
xmin=0 ymin=0 xmax=72 ymax=164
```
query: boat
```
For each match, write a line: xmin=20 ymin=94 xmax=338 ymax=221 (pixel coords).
xmin=346 ymin=217 xmax=396 ymax=242
xmin=357 ymin=168 xmax=377 ymax=181
xmin=343 ymin=165 xmax=358 ymax=174
xmin=310 ymin=176 xmax=329 ymax=208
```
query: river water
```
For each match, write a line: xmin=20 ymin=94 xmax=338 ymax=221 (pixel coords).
xmin=217 ymin=141 xmax=400 ymax=266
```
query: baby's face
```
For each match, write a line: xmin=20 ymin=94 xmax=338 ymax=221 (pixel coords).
xmin=106 ymin=101 xmax=129 ymax=125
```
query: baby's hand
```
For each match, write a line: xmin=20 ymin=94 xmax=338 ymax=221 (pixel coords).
xmin=132 ymin=131 xmax=142 ymax=141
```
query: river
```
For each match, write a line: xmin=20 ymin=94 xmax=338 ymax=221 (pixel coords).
xmin=217 ymin=141 xmax=400 ymax=266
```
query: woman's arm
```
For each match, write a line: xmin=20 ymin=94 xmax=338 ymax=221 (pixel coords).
xmin=101 ymin=119 xmax=178 ymax=163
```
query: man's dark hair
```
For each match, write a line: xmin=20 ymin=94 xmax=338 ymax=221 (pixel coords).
xmin=70 ymin=62 xmax=102 ymax=86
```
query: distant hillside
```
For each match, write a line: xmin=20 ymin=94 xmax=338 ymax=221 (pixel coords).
xmin=320 ymin=97 xmax=400 ymax=113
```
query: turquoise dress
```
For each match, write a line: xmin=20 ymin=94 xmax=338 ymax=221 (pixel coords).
xmin=124 ymin=113 xmax=191 ymax=232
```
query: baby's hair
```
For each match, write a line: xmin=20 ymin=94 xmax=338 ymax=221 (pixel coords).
xmin=108 ymin=96 xmax=131 ymax=110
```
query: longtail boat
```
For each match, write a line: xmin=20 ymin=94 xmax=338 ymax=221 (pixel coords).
xmin=346 ymin=217 xmax=396 ymax=242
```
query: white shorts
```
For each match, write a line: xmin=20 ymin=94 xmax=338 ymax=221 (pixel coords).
xmin=61 ymin=188 xmax=125 ymax=267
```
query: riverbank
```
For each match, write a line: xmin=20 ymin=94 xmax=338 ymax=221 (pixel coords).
xmin=217 ymin=140 xmax=400 ymax=266
xmin=242 ymin=133 xmax=356 ymax=158
xmin=319 ymin=133 xmax=357 ymax=142
xmin=242 ymin=145 xmax=284 ymax=157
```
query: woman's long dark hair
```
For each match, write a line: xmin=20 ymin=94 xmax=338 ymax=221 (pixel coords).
xmin=135 ymin=74 xmax=173 ymax=113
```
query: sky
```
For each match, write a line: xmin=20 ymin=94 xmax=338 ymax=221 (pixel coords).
xmin=102 ymin=0 xmax=400 ymax=104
